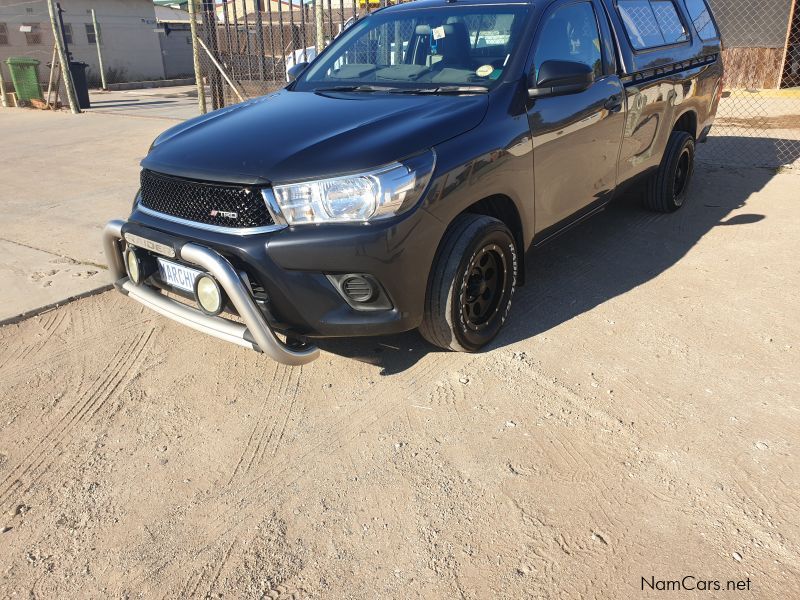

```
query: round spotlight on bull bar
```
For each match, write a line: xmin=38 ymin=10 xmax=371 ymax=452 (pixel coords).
xmin=194 ymin=274 xmax=224 ymax=316
xmin=125 ymin=248 xmax=143 ymax=284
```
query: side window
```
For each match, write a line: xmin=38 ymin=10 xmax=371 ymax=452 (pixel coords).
xmin=683 ymin=0 xmax=718 ymax=40
xmin=650 ymin=1 xmax=687 ymax=43
xmin=533 ymin=2 xmax=603 ymax=81
xmin=616 ymin=0 xmax=689 ymax=50
xmin=85 ymin=23 xmax=98 ymax=45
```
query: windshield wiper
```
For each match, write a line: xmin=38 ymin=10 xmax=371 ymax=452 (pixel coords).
xmin=389 ymin=85 xmax=489 ymax=95
xmin=313 ymin=85 xmax=399 ymax=94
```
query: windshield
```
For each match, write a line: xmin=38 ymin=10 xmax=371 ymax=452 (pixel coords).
xmin=293 ymin=5 xmax=530 ymax=92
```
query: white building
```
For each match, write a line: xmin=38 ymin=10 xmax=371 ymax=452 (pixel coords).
xmin=0 ymin=0 xmax=166 ymax=86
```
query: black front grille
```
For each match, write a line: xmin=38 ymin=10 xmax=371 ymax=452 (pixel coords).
xmin=139 ymin=169 xmax=274 ymax=229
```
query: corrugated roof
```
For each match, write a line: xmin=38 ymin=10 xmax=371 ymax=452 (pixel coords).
xmin=155 ymin=5 xmax=190 ymax=23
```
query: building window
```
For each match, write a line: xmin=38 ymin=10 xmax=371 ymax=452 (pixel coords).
xmin=85 ymin=22 xmax=100 ymax=45
xmin=23 ymin=23 xmax=42 ymax=45
xmin=616 ymin=0 xmax=688 ymax=50
xmin=0 ymin=23 xmax=8 ymax=46
xmin=62 ymin=23 xmax=73 ymax=45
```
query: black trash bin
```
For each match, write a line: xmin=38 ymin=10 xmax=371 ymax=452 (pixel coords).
xmin=68 ymin=61 xmax=90 ymax=109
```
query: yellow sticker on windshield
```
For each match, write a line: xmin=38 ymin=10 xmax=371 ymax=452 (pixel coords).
xmin=476 ymin=65 xmax=493 ymax=77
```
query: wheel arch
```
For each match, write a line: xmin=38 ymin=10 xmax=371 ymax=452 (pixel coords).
xmin=459 ymin=194 xmax=526 ymax=286
xmin=673 ymin=109 xmax=699 ymax=139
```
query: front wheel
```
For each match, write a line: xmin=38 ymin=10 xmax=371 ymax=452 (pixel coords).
xmin=419 ymin=214 xmax=518 ymax=352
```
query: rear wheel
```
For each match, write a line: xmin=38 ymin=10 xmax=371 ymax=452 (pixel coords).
xmin=644 ymin=130 xmax=695 ymax=213
xmin=419 ymin=214 xmax=518 ymax=352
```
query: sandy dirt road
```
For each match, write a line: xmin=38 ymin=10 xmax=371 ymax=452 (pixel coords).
xmin=0 ymin=165 xmax=798 ymax=598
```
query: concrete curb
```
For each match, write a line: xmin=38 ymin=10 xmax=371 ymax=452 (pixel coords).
xmin=104 ymin=78 xmax=195 ymax=91
xmin=0 ymin=284 xmax=113 ymax=328
xmin=724 ymin=88 xmax=800 ymax=99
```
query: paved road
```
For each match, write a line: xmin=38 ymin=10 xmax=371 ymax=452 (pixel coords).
xmin=0 ymin=107 xmax=171 ymax=321
xmin=86 ymin=85 xmax=202 ymax=122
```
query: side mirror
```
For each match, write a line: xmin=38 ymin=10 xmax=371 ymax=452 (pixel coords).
xmin=287 ymin=62 xmax=309 ymax=82
xmin=528 ymin=60 xmax=594 ymax=98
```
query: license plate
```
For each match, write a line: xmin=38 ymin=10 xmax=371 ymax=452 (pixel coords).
xmin=157 ymin=258 xmax=202 ymax=293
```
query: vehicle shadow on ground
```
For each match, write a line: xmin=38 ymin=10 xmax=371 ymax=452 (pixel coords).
xmin=317 ymin=164 xmax=773 ymax=375
xmin=698 ymin=135 xmax=800 ymax=169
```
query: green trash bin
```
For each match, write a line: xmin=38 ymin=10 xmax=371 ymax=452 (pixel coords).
xmin=5 ymin=57 xmax=43 ymax=102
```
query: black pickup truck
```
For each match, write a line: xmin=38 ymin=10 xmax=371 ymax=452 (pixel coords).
xmin=104 ymin=0 xmax=723 ymax=365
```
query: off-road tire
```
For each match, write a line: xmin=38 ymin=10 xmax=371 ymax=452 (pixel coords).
xmin=419 ymin=214 xmax=518 ymax=352
xmin=644 ymin=130 xmax=695 ymax=213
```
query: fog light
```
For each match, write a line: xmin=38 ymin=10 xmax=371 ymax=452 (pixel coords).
xmin=194 ymin=274 xmax=223 ymax=315
xmin=126 ymin=249 xmax=142 ymax=284
xmin=341 ymin=275 xmax=376 ymax=303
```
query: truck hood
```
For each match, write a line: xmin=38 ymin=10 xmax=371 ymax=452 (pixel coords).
xmin=141 ymin=89 xmax=489 ymax=184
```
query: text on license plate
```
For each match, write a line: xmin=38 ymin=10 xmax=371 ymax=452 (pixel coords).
xmin=157 ymin=258 xmax=202 ymax=293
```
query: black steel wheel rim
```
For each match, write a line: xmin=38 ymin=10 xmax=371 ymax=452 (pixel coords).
xmin=674 ymin=148 xmax=691 ymax=203
xmin=461 ymin=243 xmax=508 ymax=331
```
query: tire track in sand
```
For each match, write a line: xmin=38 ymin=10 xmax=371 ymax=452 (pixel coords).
xmin=0 ymin=328 xmax=154 ymax=511
xmin=134 ymin=351 xmax=472 ymax=593
xmin=227 ymin=364 xmax=304 ymax=483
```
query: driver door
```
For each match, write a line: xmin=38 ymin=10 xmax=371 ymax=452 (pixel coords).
xmin=527 ymin=0 xmax=625 ymax=234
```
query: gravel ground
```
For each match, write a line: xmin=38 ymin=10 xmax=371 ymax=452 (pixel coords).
xmin=0 ymin=165 xmax=798 ymax=598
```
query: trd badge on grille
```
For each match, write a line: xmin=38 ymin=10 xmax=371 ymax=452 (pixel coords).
xmin=210 ymin=209 xmax=239 ymax=219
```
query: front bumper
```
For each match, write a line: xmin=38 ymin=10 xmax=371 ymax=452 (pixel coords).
xmin=103 ymin=220 xmax=320 ymax=365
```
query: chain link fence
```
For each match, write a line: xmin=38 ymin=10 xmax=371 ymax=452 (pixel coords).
xmin=699 ymin=0 xmax=800 ymax=168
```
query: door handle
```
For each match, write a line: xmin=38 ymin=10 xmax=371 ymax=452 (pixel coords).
xmin=604 ymin=94 xmax=623 ymax=112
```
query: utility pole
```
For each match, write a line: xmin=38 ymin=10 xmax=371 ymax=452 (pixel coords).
xmin=315 ymin=0 xmax=325 ymax=53
xmin=91 ymin=9 xmax=107 ymax=90
xmin=202 ymin=0 xmax=223 ymax=110
xmin=187 ymin=0 xmax=207 ymax=114
xmin=46 ymin=0 xmax=79 ymax=113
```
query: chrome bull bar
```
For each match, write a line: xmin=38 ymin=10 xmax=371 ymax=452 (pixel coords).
xmin=103 ymin=219 xmax=319 ymax=365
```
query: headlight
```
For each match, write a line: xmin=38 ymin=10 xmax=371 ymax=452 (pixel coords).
xmin=271 ymin=150 xmax=436 ymax=225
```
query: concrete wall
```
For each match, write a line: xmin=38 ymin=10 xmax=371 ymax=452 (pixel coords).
xmin=0 ymin=0 xmax=166 ymax=86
